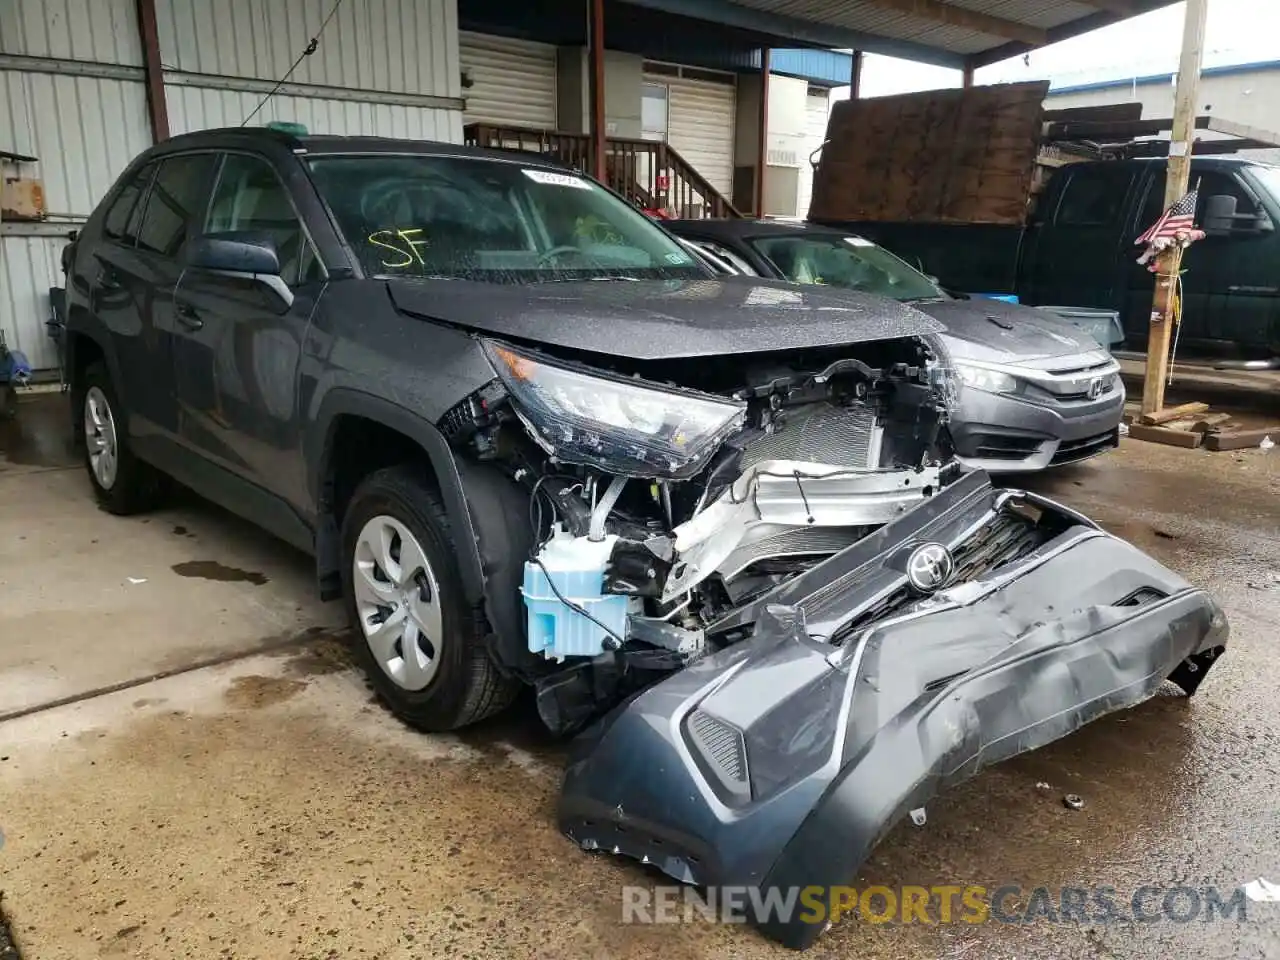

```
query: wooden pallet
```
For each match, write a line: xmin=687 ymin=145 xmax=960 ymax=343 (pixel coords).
xmin=1124 ymin=405 xmax=1278 ymax=451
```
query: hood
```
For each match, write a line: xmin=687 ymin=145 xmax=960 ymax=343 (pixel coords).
xmin=914 ymin=298 xmax=1103 ymax=363
xmin=386 ymin=277 xmax=942 ymax=361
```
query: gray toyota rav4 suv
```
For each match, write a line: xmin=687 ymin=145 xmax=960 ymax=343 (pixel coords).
xmin=62 ymin=127 xmax=1226 ymax=949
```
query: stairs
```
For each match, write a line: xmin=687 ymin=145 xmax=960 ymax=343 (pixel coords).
xmin=464 ymin=123 xmax=741 ymax=219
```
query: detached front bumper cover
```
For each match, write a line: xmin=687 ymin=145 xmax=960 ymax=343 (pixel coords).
xmin=558 ymin=471 xmax=1227 ymax=949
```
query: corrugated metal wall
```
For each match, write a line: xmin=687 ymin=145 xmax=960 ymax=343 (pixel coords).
xmin=0 ymin=236 xmax=64 ymax=371
xmin=1 ymin=0 xmax=149 ymax=374
xmin=165 ymin=86 xmax=462 ymax=143
xmin=156 ymin=0 xmax=458 ymax=97
xmin=0 ymin=70 xmax=151 ymax=216
xmin=1 ymin=0 xmax=467 ymax=374
xmin=157 ymin=0 xmax=463 ymax=140
xmin=0 ymin=0 xmax=142 ymax=63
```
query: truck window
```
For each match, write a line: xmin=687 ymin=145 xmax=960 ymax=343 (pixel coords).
xmin=1054 ymin=166 xmax=1136 ymax=227
xmin=1138 ymin=168 xmax=1259 ymax=231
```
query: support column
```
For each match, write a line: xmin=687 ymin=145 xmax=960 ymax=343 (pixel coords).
xmin=755 ymin=47 xmax=771 ymax=217
xmin=961 ymin=60 xmax=975 ymax=89
xmin=1141 ymin=0 xmax=1208 ymax=415
xmin=588 ymin=0 xmax=607 ymax=180
xmin=135 ymin=0 xmax=169 ymax=142
xmin=850 ymin=50 xmax=864 ymax=99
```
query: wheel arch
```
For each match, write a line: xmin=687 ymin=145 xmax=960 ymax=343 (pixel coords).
xmin=307 ymin=391 xmax=532 ymax=674
xmin=64 ymin=328 xmax=123 ymax=442
xmin=309 ymin=389 xmax=483 ymax=595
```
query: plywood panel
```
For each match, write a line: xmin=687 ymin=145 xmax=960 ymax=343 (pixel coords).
xmin=809 ymin=81 xmax=1050 ymax=225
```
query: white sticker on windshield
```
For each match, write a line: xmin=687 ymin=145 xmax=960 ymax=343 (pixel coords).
xmin=523 ymin=169 xmax=592 ymax=189
xmin=843 ymin=236 xmax=873 ymax=247
xmin=664 ymin=252 xmax=691 ymax=264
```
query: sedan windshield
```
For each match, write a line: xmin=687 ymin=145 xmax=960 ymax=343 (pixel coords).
xmin=307 ymin=154 xmax=705 ymax=283
xmin=750 ymin=234 xmax=945 ymax=302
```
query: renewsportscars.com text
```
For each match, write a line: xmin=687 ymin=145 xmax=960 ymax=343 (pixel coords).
xmin=622 ymin=884 xmax=1249 ymax=926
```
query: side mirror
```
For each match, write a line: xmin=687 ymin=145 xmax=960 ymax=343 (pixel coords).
xmin=1202 ymin=194 xmax=1237 ymax=237
xmin=186 ymin=232 xmax=294 ymax=309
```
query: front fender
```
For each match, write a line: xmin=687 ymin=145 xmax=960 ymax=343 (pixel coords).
xmin=306 ymin=388 xmax=531 ymax=672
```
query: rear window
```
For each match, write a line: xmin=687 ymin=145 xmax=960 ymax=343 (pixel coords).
xmin=1054 ymin=166 xmax=1136 ymax=227
xmin=102 ymin=162 xmax=156 ymax=244
xmin=136 ymin=153 xmax=219 ymax=258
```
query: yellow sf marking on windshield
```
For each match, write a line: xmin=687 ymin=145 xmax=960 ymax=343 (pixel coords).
xmin=368 ymin=228 xmax=429 ymax=268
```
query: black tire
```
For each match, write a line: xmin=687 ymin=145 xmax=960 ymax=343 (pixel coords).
xmin=80 ymin=361 xmax=168 ymax=515
xmin=340 ymin=464 xmax=519 ymax=731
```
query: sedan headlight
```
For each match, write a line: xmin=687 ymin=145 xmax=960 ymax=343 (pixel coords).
xmin=483 ymin=340 xmax=746 ymax=478
xmin=954 ymin=362 xmax=1018 ymax=395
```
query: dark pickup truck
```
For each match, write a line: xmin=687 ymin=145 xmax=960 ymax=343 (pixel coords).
xmin=823 ymin=156 xmax=1280 ymax=359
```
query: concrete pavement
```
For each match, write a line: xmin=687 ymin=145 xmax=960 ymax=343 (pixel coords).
xmin=2 ymin=392 xmax=1279 ymax=960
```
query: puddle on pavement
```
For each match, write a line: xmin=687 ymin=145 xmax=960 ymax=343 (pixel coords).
xmin=170 ymin=560 xmax=269 ymax=585
xmin=223 ymin=675 xmax=308 ymax=709
xmin=281 ymin=636 xmax=356 ymax=677
xmin=0 ymin=393 xmax=77 ymax=470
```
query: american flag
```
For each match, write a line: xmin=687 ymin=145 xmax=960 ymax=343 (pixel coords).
xmin=1136 ymin=188 xmax=1203 ymax=245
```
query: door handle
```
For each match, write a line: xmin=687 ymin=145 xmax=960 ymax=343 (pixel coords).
xmin=175 ymin=302 xmax=204 ymax=330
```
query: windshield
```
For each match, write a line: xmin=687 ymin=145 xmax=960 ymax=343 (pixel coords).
xmin=307 ymin=154 xmax=706 ymax=283
xmin=1248 ymin=164 xmax=1280 ymax=208
xmin=750 ymin=234 xmax=945 ymax=301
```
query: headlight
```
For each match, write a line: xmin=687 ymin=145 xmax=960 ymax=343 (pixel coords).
xmin=483 ymin=340 xmax=746 ymax=478
xmin=954 ymin=362 xmax=1018 ymax=394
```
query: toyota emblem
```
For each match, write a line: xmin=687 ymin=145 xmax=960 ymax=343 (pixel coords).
xmin=906 ymin=542 xmax=954 ymax=594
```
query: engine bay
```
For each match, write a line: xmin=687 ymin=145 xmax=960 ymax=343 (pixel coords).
xmin=443 ymin=334 xmax=958 ymax=733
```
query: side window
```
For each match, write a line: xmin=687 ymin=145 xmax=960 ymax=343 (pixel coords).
xmin=1195 ymin=170 xmax=1258 ymax=220
xmin=1054 ymin=166 xmax=1136 ymax=227
xmin=206 ymin=154 xmax=322 ymax=285
xmin=1136 ymin=169 xmax=1259 ymax=234
xmin=136 ymin=153 xmax=219 ymax=257
xmin=696 ymin=240 xmax=756 ymax=275
xmin=102 ymin=162 xmax=157 ymax=245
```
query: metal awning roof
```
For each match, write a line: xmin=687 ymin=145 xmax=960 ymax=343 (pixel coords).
xmin=622 ymin=0 xmax=1182 ymax=70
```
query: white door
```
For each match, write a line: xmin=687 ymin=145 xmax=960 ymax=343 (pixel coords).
xmin=796 ymin=89 xmax=831 ymax=220
xmin=460 ymin=32 xmax=557 ymax=129
xmin=665 ymin=73 xmax=736 ymax=198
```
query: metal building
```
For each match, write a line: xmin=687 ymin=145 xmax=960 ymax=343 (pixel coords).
xmin=1 ymin=0 xmax=461 ymax=375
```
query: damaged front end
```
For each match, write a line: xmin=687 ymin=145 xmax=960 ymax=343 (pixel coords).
xmin=557 ymin=470 xmax=1227 ymax=948
xmin=443 ymin=331 xmax=1226 ymax=950
xmin=442 ymin=331 xmax=959 ymax=733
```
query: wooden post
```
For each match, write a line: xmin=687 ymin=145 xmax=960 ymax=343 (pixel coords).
xmin=850 ymin=50 xmax=864 ymax=99
xmin=1141 ymin=0 xmax=1208 ymax=416
xmin=756 ymin=47 xmax=771 ymax=217
xmin=135 ymin=0 xmax=169 ymax=142
xmin=588 ymin=0 xmax=607 ymax=181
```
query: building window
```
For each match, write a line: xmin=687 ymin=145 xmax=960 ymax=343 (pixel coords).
xmin=641 ymin=82 xmax=668 ymax=142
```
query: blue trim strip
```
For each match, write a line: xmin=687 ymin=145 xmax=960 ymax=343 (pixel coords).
xmin=1050 ymin=59 xmax=1280 ymax=96
xmin=765 ymin=48 xmax=855 ymax=86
